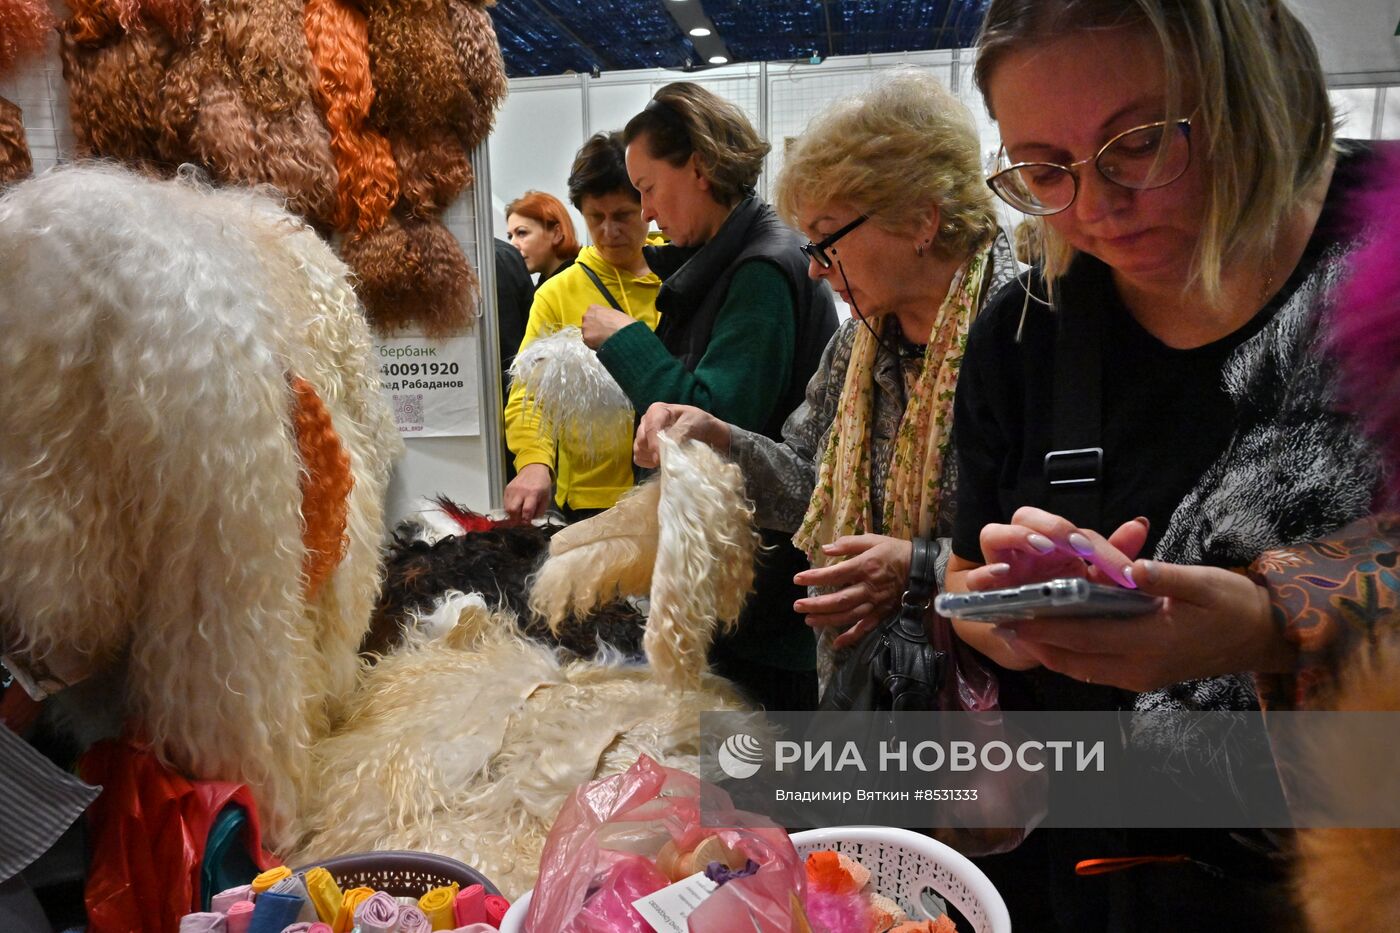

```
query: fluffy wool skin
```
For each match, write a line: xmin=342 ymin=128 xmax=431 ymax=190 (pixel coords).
xmin=339 ymin=213 xmax=477 ymax=336
xmin=59 ymin=22 xmax=174 ymax=169
xmin=444 ymin=0 xmax=507 ymax=151
xmin=529 ymin=481 xmax=661 ymax=630
xmin=531 ymin=432 xmax=757 ymax=691
xmin=0 ymin=166 xmax=396 ymax=846
xmin=391 ymin=126 xmax=472 ymax=219
xmin=289 ymin=605 xmax=747 ymax=898
xmin=365 ymin=0 xmax=469 ymax=136
xmin=1295 ymin=637 xmax=1400 ymax=932
xmin=507 ymin=326 xmax=635 ymax=453
xmin=0 ymin=96 xmax=31 ymax=183
xmin=0 ymin=0 xmax=53 ymax=74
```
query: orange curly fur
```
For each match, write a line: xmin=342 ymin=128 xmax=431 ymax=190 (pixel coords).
xmin=391 ymin=127 xmax=472 ymax=219
xmin=0 ymin=97 xmax=31 ymax=183
xmin=290 ymin=375 xmax=353 ymax=598
xmin=304 ymin=0 xmax=398 ymax=233
xmin=59 ymin=21 xmax=174 ymax=171
xmin=366 ymin=0 xmax=469 ymax=136
xmin=142 ymin=0 xmax=198 ymax=40
xmin=446 ymin=0 xmax=507 ymax=151
xmin=0 ymin=0 xmax=54 ymax=74
xmin=340 ymin=213 xmax=476 ymax=337
xmin=60 ymin=0 xmax=122 ymax=46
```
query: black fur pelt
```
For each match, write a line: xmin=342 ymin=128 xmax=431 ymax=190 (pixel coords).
xmin=366 ymin=517 xmax=646 ymax=660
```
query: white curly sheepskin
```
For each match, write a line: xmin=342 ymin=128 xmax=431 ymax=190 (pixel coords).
xmin=506 ymin=325 xmax=635 ymax=452
xmin=290 ymin=435 xmax=757 ymax=896
xmin=0 ymin=165 xmax=398 ymax=846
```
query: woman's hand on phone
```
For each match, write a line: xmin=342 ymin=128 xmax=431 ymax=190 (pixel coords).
xmin=967 ymin=506 xmax=1149 ymax=591
xmin=996 ymin=559 xmax=1291 ymax=692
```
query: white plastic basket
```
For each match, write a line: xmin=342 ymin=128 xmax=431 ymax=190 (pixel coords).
xmin=499 ymin=825 xmax=1009 ymax=933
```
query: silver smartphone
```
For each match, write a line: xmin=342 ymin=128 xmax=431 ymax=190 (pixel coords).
xmin=934 ymin=577 xmax=1163 ymax=623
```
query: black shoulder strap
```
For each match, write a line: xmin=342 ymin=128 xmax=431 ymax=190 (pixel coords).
xmin=1045 ymin=294 xmax=1104 ymax=531
xmin=578 ymin=263 xmax=624 ymax=312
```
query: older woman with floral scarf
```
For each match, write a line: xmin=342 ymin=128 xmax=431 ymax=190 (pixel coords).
xmin=634 ymin=69 xmax=1014 ymax=692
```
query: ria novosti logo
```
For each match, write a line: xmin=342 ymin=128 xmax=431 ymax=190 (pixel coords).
xmin=717 ymin=732 xmax=764 ymax=779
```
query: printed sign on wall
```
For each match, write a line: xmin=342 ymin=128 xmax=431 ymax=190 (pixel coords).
xmin=375 ymin=335 xmax=480 ymax=438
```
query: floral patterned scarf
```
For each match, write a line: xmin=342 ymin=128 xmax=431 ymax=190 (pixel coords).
xmin=793 ymin=248 xmax=988 ymax=565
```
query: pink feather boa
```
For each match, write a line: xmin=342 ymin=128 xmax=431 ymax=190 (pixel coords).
xmin=1329 ymin=144 xmax=1400 ymax=501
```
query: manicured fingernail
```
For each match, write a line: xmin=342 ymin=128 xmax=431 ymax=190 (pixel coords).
xmin=1027 ymin=533 xmax=1056 ymax=554
xmin=994 ymin=625 xmax=1018 ymax=644
xmin=986 ymin=562 xmax=1012 ymax=577
xmin=1121 ymin=565 xmax=1137 ymax=589
xmin=1140 ymin=560 xmax=1160 ymax=584
xmin=1133 ymin=516 xmax=1150 ymax=529
xmin=821 ymin=543 xmax=837 ymax=553
xmin=1068 ymin=532 xmax=1095 ymax=557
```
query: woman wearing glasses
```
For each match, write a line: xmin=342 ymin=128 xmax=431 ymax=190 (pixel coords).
xmin=634 ymin=70 xmax=1013 ymax=692
xmin=945 ymin=0 xmax=1387 ymax=928
xmin=580 ymin=81 xmax=839 ymax=711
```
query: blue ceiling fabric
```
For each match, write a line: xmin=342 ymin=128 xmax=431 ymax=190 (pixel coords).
xmin=489 ymin=0 xmax=991 ymax=78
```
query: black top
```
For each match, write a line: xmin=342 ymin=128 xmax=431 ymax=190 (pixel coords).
xmin=493 ymin=237 xmax=534 ymax=381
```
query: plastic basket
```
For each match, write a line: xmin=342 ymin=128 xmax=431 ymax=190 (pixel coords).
xmin=499 ymin=825 xmax=1008 ymax=933
xmin=296 ymin=850 xmax=500 ymax=900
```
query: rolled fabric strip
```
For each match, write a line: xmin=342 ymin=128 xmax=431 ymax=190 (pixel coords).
xmin=277 ymin=925 xmax=313 ymax=933
xmin=452 ymin=885 xmax=484 ymax=927
xmin=213 ymin=885 xmax=255 ymax=913
xmin=252 ymin=866 xmax=293 ymax=894
xmin=307 ymin=925 xmax=333 ymax=933
xmin=417 ymin=883 xmax=458 ymax=930
xmin=271 ymin=874 xmax=319 ymax=923
xmin=446 ymin=926 xmax=495 ymax=933
xmin=396 ymin=904 xmax=431 ymax=933
xmin=179 ymin=912 xmax=227 ymax=932
xmin=226 ymin=900 xmax=256 ymax=933
xmin=303 ymin=867 xmax=343 ymax=924
xmin=248 ymin=890 xmax=306 ymax=933
xmin=333 ymin=887 xmax=375 ymax=933
xmin=483 ymin=896 xmax=509 ymax=927
xmin=354 ymin=891 xmax=400 ymax=933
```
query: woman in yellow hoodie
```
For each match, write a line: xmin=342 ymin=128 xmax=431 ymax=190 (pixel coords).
xmin=503 ymin=132 xmax=662 ymax=521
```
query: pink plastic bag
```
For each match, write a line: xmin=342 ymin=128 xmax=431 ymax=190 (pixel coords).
xmin=525 ymin=755 xmax=806 ymax=933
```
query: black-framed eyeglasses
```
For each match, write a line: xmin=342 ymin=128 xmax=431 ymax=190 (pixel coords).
xmin=986 ymin=118 xmax=1192 ymax=216
xmin=800 ymin=214 xmax=868 ymax=269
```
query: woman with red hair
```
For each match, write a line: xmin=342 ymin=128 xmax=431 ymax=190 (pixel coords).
xmin=505 ymin=190 xmax=579 ymax=285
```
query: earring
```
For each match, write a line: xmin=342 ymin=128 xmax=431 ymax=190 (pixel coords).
xmin=916 ymin=243 xmax=925 ymax=257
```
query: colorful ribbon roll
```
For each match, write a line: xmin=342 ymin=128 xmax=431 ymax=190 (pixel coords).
xmin=251 ymin=866 xmax=293 ymax=894
xmin=395 ymin=904 xmax=431 ymax=933
xmin=226 ymin=900 xmax=256 ymax=933
xmin=452 ymin=885 xmax=484 ymax=927
xmin=247 ymin=890 xmax=306 ymax=933
xmin=417 ymin=883 xmax=459 ymax=930
xmin=270 ymin=874 xmax=318 ymax=923
xmin=353 ymin=890 xmax=400 ymax=933
xmin=212 ymin=885 xmax=255 ymax=913
xmin=302 ymin=867 xmax=343 ymax=924
xmin=332 ymin=886 xmax=374 ymax=933
xmin=276 ymin=925 xmax=313 ymax=933
xmin=483 ymin=895 xmax=510 ymax=927
xmin=306 ymin=925 xmax=333 ymax=933
xmin=178 ymin=912 xmax=227 ymax=932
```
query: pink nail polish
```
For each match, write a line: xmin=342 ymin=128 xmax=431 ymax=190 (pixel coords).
xmin=1121 ymin=565 xmax=1137 ymax=589
xmin=1027 ymin=533 xmax=1056 ymax=554
xmin=987 ymin=562 xmax=1012 ymax=576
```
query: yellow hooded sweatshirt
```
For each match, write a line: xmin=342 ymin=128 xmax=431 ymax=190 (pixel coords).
xmin=504 ymin=243 xmax=662 ymax=510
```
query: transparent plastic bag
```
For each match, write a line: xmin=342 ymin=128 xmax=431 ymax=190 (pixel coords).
xmin=525 ymin=755 xmax=806 ymax=932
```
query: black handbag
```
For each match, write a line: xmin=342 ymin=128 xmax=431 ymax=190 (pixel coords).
xmin=818 ymin=535 xmax=947 ymax=711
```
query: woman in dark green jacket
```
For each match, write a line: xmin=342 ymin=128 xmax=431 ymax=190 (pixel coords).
xmin=581 ymin=81 xmax=839 ymax=710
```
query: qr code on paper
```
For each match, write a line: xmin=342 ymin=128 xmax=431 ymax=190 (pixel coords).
xmin=393 ymin=393 xmax=425 ymax=426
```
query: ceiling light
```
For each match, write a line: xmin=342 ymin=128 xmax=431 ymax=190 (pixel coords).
xmin=708 ymin=55 xmax=728 ymax=64
xmin=689 ymin=27 xmax=711 ymax=37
